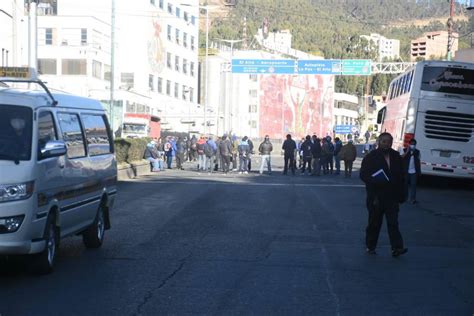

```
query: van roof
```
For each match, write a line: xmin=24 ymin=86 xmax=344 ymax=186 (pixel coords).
xmin=0 ymin=86 xmax=105 ymax=111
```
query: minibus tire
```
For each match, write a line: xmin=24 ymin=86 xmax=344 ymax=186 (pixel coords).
xmin=32 ymin=215 xmax=58 ymax=275
xmin=83 ymin=205 xmax=105 ymax=248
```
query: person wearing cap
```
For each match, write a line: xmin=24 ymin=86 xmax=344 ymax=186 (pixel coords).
xmin=258 ymin=135 xmax=273 ymax=175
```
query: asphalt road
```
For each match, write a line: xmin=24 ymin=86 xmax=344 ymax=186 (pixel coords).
xmin=1 ymin=157 xmax=473 ymax=315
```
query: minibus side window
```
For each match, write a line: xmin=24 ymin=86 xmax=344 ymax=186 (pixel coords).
xmin=37 ymin=111 xmax=57 ymax=159
xmin=81 ymin=114 xmax=112 ymax=156
xmin=58 ymin=113 xmax=86 ymax=159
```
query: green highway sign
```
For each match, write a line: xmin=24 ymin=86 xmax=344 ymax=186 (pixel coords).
xmin=342 ymin=60 xmax=372 ymax=76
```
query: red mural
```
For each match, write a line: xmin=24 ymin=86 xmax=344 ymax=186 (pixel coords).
xmin=259 ymin=74 xmax=334 ymax=139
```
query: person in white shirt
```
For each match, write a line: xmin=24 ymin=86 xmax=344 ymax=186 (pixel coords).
xmin=402 ymin=139 xmax=421 ymax=204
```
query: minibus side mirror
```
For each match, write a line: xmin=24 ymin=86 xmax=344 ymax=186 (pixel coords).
xmin=40 ymin=140 xmax=67 ymax=159
xmin=377 ymin=107 xmax=386 ymax=124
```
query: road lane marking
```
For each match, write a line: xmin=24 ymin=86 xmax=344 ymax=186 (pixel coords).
xmin=133 ymin=180 xmax=365 ymax=188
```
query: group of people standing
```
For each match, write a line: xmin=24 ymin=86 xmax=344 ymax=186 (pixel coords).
xmin=282 ymin=134 xmax=357 ymax=177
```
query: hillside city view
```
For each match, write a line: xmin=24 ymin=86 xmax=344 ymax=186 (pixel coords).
xmin=0 ymin=0 xmax=473 ymax=315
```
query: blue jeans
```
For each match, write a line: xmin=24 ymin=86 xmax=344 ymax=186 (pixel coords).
xmin=147 ymin=157 xmax=160 ymax=171
xmin=166 ymin=155 xmax=173 ymax=169
xmin=197 ymin=154 xmax=206 ymax=171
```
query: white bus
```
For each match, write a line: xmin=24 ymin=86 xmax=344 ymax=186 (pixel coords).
xmin=377 ymin=60 xmax=474 ymax=179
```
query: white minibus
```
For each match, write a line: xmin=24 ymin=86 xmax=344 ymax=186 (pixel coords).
xmin=0 ymin=68 xmax=117 ymax=273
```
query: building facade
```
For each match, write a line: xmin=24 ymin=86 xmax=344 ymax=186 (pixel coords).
xmin=5 ymin=0 xmax=201 ymax=136
xmin=361 ymin=33 xmax=400 ymax=61
xmin=411 ymin=31 xmax=459 ymax=61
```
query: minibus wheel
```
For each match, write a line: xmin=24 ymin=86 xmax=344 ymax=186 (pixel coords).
xmin=32 ymin=215 xmax=58 ymax=275
xmin=83 ymin=205 xmax=105 ymax=248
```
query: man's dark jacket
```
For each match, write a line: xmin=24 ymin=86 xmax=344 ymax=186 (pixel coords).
xmin=282 ymin=139 xmax=297 ymax=157
xmin=311 ymin=139 xmax=322 ymax=158
xmin=301 ymin=140 xmax=313 ymax=158
xmin=360 ymin=148 xmax=406 ymax=204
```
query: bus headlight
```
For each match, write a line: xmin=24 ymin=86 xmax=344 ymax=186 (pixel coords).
xmin=0 ymin=182 xmax=34 ymax=202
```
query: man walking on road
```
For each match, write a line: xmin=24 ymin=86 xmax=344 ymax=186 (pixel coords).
xmin=360 ymin=132 xmax=408 ymax=257
xmin=258 ymin=135 xmax=273 ymax=175
xmin=282 ymin=134 xmax=297 ymax=175
xmin=339 ymin=139 xmax=357 ymax=177
xmin=238 ymin=136 xmax=251 ymax=174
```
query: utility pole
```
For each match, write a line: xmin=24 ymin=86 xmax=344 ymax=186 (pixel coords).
xmin=28 ymin=0 xmax=37 ymax=71
xmin=447 ymin=0 xmax=455 ymax=61
xmin=110 ymin=0 xmax=116 ymax=132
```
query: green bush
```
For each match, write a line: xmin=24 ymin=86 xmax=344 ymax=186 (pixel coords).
xmin=114 ymin=137 xmax=151 ymax=164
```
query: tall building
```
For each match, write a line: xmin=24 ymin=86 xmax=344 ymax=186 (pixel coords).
xmin=410 ymin=31 xmax=458 ymax=61
xmin=5 ymin=0 xmax=201 ymax=136
xmin=360 ymin=33 xmax=400 ymax=61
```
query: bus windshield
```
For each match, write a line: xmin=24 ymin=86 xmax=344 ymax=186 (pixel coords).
xmin=0 ymin=105 xmax=33 ymax=162
xmin=421 ymin=66 xmax=474 ymax=97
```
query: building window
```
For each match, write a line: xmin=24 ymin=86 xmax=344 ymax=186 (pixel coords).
xmin=104 ymin=64 xmax=111 ymax=81
xmin=182 ymin=85 xmax=187 ymax=100
xmin=249 ymin=104 xmax=257 ymax=113
xmin=159 ymin=0 xmax=163 ymax=9
xmin=167 ymin=25 xmax=172 ymax=40
xmin=174 ymin=82 xmax=179 ymax=98
xmin=176 ymin=7 xmax=180 ymax=18
xmin=190 ymin=62 xmax=195 ymax=77
xmin=183 ymin=32 xmax=187 ymax=48
xmin=249 ymin=89 xmax=258 ymax=98
xmin=189 ymin=87 xmax=194 ymax=102
xmin=38 ymin=59 xmax=57 ymax=75
xmin=167 ymin=3 xmax=173 ymax=14
xmin=184 ymin=11 xmax=189 ymax=22
xmin=167 ymin=52 xmax=172 ymax=68
xmin=166 ymin=80 xmax=171 ymax=95
xmin=191 ymin=15 xmax=196 ymax=25
xmin=157 ymin=77 xmax=163 ymax=93
xmin=92 ymin=60 xmax=102 ymax=79
xmin=249 ymin=74 xmax=257 ymax=82
xmin=175 ymin=29 xmax=180 ymax=44
xmin=183 ymin=59 xmax=188 ymax=74
xmin=44 ymin=28 xmax=53 ymax=45
xmin=175 ymin=56 xmax=180 ymax=72
xmin=150 ymin=0 xmax=155 ymax=5
xmin=249 ymin=120 xmax=257 ymax=129
xmin=81 ymin=28 xmax=87 ymax=45
xmin=191 ymin=36 xmax=195 ymax=50
xmin=149 ymin=74 xmax=154 ymax=91
xmin=121 ymin=72 xmax=134 ymax=88
xmin=62 ymin=59 xmax=86 ymax=75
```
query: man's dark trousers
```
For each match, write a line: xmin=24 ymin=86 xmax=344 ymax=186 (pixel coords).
xmin=284 ymin=155 xmax=295 ymax=174
xmin=366 ymin=195 xmax=404 ymax=250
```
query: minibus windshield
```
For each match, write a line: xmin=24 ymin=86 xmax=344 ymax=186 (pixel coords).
xmin=0 ymin=105 xmax=33 ymax=163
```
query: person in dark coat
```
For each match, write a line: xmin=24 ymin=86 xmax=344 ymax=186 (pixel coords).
xmin=402 ymin=138 xmax=421 ymax=204
xmin=282 ymin=134 xmax=297 ymax=175
xmin=219 ymin=135 xmax=232 ymax=174
xmin=311 ymin=135 xmax=322 ymax=176
xmin=360 ymin=132 xmax=408 ymax=257
xmin=300 ymin=135 xmax=313 ymax=175
xmin=175 ymin=137 xmax=186 ymax=170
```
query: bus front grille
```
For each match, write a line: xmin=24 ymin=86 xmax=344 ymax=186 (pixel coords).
xmin=424 ymin=110 xmax=474 ymax=142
